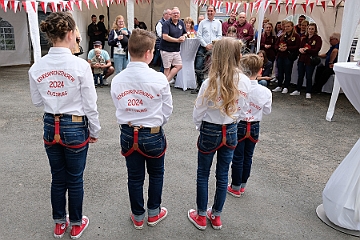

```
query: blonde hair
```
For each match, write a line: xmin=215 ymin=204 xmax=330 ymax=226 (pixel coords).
xmin=94 ymin=48 xmax=101 ymax=54
xmin=201 ymin=37 xmax=243 ymax=118
xmin=112 ymin=15 xmax=126 ymax=30
xmin=240 ymin=54 xmax=263 ymax=78
xmin=184 ymin=17 xmax=195 ymax=31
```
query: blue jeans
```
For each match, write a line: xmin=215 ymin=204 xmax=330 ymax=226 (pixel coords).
xmin=120 ymin=125 xmax=166 ymax=221
xmin=277 ymin=56 xmax=294 ymax=88
xmin=114 ymin=54 xmax=128 ymax=75
xmin=43 ymin=113 xmax=89 ymax=225
xmin=231 ymin=121 xmax=259 ymax=189
xmin=194 ymin=46 xmax=208 ymax=88
xmin=152 ymin=48 xmax=164 ymax=73
xmin=93 ymin=73 xmax=103 ymax=86
xmin=196 ymin=121 xmax=237 ymax=216
xmin=297 ymin=61 xmax=315 ymax=93
xmin=258 ymin=80 xmax=268 ymax=87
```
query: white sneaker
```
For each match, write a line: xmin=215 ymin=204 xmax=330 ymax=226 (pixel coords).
xmin=169 ymin=79 xmax=175 ymax=84
xmin=103 ymin=79 xmax=109 ymax=86
xmin=306 ymin=93 xmax=311 ymax=99
xmin=281 ymin=88 xmax=288 ymax=94
xmin=290 ymin=90 xmax=300 ymax=96
xmin=272 ymin=87 xmax=282 ymax=92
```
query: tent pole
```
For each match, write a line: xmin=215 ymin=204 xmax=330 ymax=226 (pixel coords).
xmin=150 ymin=0 xmax=154 ymax=32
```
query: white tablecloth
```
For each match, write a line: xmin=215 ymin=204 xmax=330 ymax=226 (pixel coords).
xmin=333 ymin=62 xmax=360 ymax=113
xmin=175 ymin=38 xmax=200 ymax=91
xmin=290 ymin=59 xmax=335 ymax=93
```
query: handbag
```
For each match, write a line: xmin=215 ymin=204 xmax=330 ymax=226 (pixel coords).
xmin=310 ymin=56 xmax=321 ymax=66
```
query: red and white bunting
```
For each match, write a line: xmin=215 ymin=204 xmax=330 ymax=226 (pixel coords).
xmin=49 ymin=2 xmax=56 ymax=12
xmin=82 ymin=0 xmax=89 ymax=9
xmin=331 ymin=0 xmax=335 ymax=6
xmin=269 ymin=4 xmax=273 ymax=14
xmin=305 ymin=0 xmax=310 ymax=7
xmin=194 ymin=0 xmax=199 ymax=5
xmin=243 ymin=2 xmax=247 ymax=14
xmin=265 ymin=0 xmax=271 ymax=11
xmin=292 ymin=4 xmax=296 ymax=14
xmin=291 ymin=0 xmax=297 ymax=9
xmin=285 ymin=5 xmax=289 ymax=14
xmin=234 ymin=3 xmax=240 ymax=13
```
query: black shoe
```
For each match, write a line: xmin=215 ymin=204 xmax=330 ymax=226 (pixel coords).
xmin=191 ymin=89 xmax=199 ymax=94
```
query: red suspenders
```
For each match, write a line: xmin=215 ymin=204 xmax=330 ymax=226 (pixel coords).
xmin=43 ymin=115 xmax=90 ymax=149
xmin=121 ymin=126 xmax=166 ymax=159
xmin=198 ymin=125 xmax=237 ymax=154
xmin=238 ymin=122 xmax=258 ymax=143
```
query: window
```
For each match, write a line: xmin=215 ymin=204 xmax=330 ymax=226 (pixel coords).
xmin=0 ymin=17 xmax=15 ymax=50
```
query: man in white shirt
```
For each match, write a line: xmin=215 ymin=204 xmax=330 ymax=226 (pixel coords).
xmin=192 ymin=5 xmax=222 ymax=94
xmin=87 ymin=41 xmax=114 ymax=86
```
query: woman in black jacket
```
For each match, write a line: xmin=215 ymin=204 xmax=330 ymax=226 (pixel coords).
xmin=108 ymin=15 xmax=131 ymax=75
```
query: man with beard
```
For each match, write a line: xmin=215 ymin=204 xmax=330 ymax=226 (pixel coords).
xmin=222 ymin=10 xmax=237 ymax=36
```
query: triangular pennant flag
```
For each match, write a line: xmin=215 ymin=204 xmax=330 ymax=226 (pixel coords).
xmin=292 ymin=4 xmax=296 ymax=14
xmin=305 ymin=0 xmax=310 ymax=6
xmin=255 ymin=0 xmax=261 ymax=10
xmin=40 ymin=1 xmax=46 ymax=13
xmin=3 ymin=0 xmax=8 ymax=12
xmin=49 ymin=2 xmax=56 ymax=12
xmin=106 ymin=0 xmax=109 ymax=7
xmin=243 ymin=2 xmax=247 ymax=15
xmin=90 ymin=0 xmax=97 ymax=8
xmin=321 ymin=1 xmax=326 ymax=11
xmin=285 ymin=0 xmax=290 ymax=7
xmin=0 ymin=0 xmax=4 ymax=10
xmin=31 ymin=1 xmax=37 ymax=12
xmin=194 ymin=0 xmax=199 ymax=4
xmin=275 ymin=0 xmax=280 ymax=11
xmin=22 ymin=1 xmax=27 ymax=12
xmin=66 ymin=1 xmax=73 ymax=10
xmin=302 ymin=3 xmax=306 ymax=13
xmin=99 ymin=0 xmax=103 ymax=6
xmin=309 ymin=2 xmax=314 ymax=13
xmin=225 ymin=1 xmax=230 ymax=14
xmin=10 ymin=0 xmax=14 ymax=12
xmin=74 ymin=0 xmax=82 ymax=10
xmin=265 ymin=0 xmax=271 ymax=11
xmin=269 ymin=5 xmax=273 ymax=14
xmin=82 ymin=0 xmax=89 ymax=9
xmin=292 ymin=0 xmax=297 ymax=9
xmin=286 ymin=5 xmax=289 ymax=14
xmin=59 ymin=1 xmax=65 ymax=10
xmin=57 ymin=3 xmax=63 ymax=11
xmin=249 ymin=2 xmax=254 ymax=15
xmin=331 ymin=0 xmax=336 ymax=6
xmin=13 ymin=1 xmax=19 ymax=13
xmin=277 ymin=3 xmax=281 ymax=13
xmin=215 ymin=1 xmax=222 ymax=10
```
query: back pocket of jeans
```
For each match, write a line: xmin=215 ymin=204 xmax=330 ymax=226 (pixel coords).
xmin=63 ymin=130 xmax=87 ymax=145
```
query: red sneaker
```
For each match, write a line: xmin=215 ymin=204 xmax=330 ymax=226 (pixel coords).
xmin=240 ymin=187 xmax=246 ymax=194
xmin=227 ymin=184 xmax=241 ymax=197
xmin=187 ymin=209 xmax=206 ymax=230
xmin=130 ymin=214 xmax=144 ymax=230
xmin=70 ymin=216 xmax=89 ymax=239
xmin=54 ymin=218 xmax=69 ymax=238
xmin=206 ymin=208 xmax=222 ymax=230
xmin=147 ymin=207 xmax=168 ymax=226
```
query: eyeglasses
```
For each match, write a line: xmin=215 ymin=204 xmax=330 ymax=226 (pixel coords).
xmin=172 ymin=12 xmax=180 ymax=15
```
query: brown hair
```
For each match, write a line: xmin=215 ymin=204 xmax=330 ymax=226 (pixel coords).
xmin=240 ymin=54 xmax=263 ymax=78
xmin=307 ymin=23 xmax=318 ymax=35
xmin=281 ymin=21 xmax=297 ymax=40
xmin=128 ymin=28 xmax=156 ymax=58
xmin=226 ymin=26 xmax=237 ymax=37
xmin=201 ymin=37 xmax=244 ymax=118
xmin=40 ymin=12 xmax=76 ymax=44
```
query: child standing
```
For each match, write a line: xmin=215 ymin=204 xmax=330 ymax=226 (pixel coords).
xmin=228 ymin=54 xmax=272 ymax=197
xmin=188 ymin=37 xmax=251 ymax=230
xmin=91 ymin=48 xmax=105 ymax=87
xmin=110 ymin=29 xmax=173 ymax=230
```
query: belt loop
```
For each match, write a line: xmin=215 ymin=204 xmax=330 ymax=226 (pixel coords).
xmin=133 ymin=127 xmax=139 ymax=150
xmin=245 ymin=122 xmax=251 ymax=138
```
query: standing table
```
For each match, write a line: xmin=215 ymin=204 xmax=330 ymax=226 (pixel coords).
xmin=175 ymin=38 xmax=200 ymax=91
